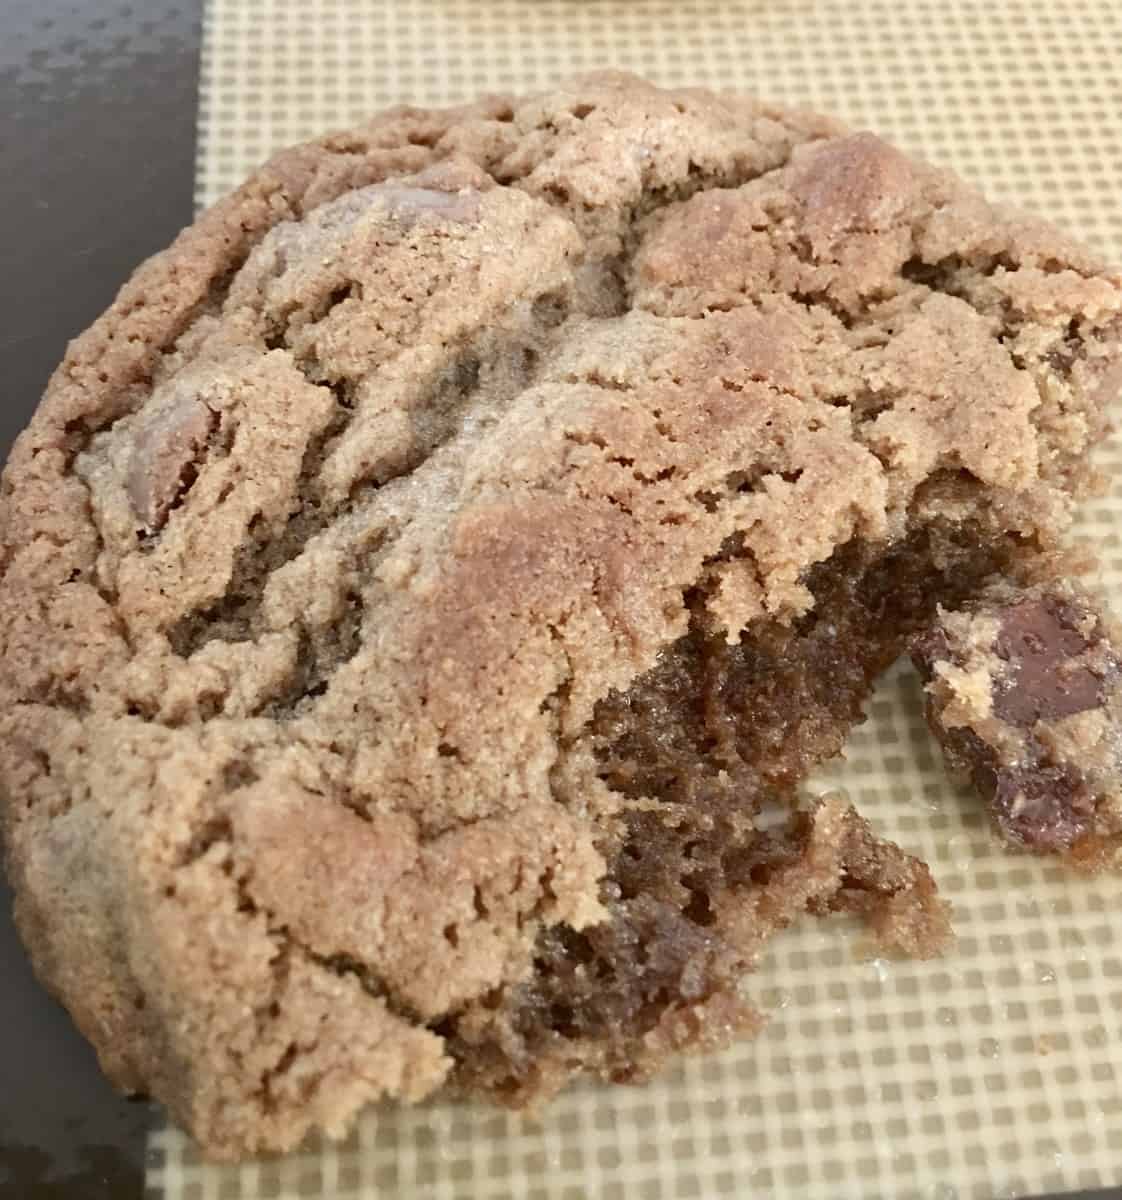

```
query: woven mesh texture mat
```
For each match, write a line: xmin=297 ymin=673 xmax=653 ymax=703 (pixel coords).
xmin=148 ymin=3 xmax=1122 ymax=1197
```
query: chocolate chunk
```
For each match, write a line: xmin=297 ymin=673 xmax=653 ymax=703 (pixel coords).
xmin=991 ymin=765 xmax=1094 ymax=852
xmin=992 ymin=597 xmax=1102 ymax=725
xmin=126 ymin=394 xmax=218 ymax=531
xmin=374 ymin=184 xmax=481 ymax=227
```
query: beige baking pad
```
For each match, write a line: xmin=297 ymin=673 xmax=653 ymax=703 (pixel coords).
xmin=147 ymin=2 xmax=1122 ymax=1197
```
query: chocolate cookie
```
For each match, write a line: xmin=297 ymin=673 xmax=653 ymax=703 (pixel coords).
xmin=913 ymin=580 xmax=1122 ymax=861
xmin=2 ymin=73 xmax=1121 ymax=1158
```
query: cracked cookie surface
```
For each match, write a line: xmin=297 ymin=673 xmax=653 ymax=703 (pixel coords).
xmin=2 ymin=72 xmax=1121 ymax=1158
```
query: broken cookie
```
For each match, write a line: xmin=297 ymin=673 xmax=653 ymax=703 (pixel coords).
xmin=912 ymin=579 xmax=1122 ymax=859
xmin=2 ymin=72 xmax=1121 ymax=1159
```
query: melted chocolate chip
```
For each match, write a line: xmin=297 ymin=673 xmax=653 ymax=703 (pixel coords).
xmin=991 ymin=764 xmax=1094 ymax=852
xmin=992 ymin=598 xmax=1103 ymax=725
xmin=126 ymin=395 xmax=218 ymax=532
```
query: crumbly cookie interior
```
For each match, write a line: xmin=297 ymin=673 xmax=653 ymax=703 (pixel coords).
xmin=450 ymin=523 xmax=1010 ymax=1101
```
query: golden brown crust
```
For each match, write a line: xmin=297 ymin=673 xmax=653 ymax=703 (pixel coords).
xmin=1 ymin=72 xmax=1120 ymax=1158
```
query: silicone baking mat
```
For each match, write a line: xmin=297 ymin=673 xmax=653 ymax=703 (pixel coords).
xmin=149 ymin=2 xmax=1122 ymax=1197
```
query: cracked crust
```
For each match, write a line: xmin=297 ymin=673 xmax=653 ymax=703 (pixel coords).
xmin=2 ymin=73 xmax=1121 ymax=1158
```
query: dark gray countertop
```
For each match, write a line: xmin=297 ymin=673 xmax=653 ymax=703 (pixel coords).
xmin=0 ymin=3 xmax=201 ymax=1196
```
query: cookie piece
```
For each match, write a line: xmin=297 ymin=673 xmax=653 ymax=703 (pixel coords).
xmin=2 ymin=72 xmax=1121 ymax=1158
xmin=913 ymin=580 xmax=1122 ymax=860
